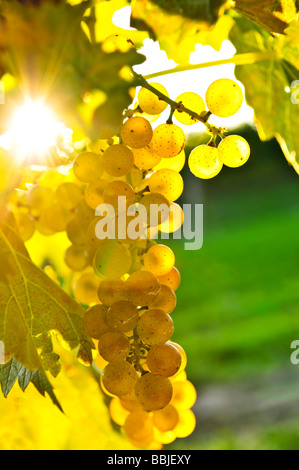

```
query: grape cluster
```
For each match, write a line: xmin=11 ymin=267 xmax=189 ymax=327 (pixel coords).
xmin=9 ymin=34 xmax=252 ymax=448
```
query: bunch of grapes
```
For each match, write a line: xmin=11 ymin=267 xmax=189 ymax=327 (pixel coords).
xmin=9 ymin=33 xmax=252 ymax=449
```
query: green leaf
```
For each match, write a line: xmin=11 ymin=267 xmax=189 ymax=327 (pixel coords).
xmin=234 ymin=0 xmax=289 ymax=34
xmin=229 ymin=16 xmax=299 ymax=173
xmin=0 ymin=213 xmax=93 ymax=376
xmin=0 ymin=358 xmax=63 ymax=411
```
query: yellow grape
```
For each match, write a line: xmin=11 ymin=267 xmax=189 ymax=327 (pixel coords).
xmin=73 ymin=152 xmax=103 ymax=183
xmin=138 ymin=83 xmax=169 ymax=115
xmin=157 ymin=266 xmax=181 ymax=292
xmin=93 ymin=240 xmax=132 ymax=278
xmin=151 ymin=123 xmax=186 ymax=158
xmin=83 ymin=304 xmax=109 ymax=339
xmin=147 ymin=343 xmax=181 ymax=377
xmin=73 ymin=272 xmax=101 ymax=305
xmin=132 ymin=145 xmax=162 ymax=170
xmin=135 ymin=373 xmax=173 ymax=411
xmin=174 ymin=92 xmax=205 ymax=125
xmin=109 ymin=398 xmax=130 ymax=426
xmin=171 ymin=380 xmax=197 ymax=410
xmin=143 ymin=244 xmax=175 ymax=277
xmin=125 ymin=270 xmax=161 ymax=307
xmin=98 ymin=278 xmax=127 ymax=306
xmin=153 ymin=149 xmax=186 ymax=173
xmin=102 ymin=360 xmax=139 ymax=397
xmin=139 ymin=193 xmax=170 ymax=227
xmin=87 ymin=217 xmax=106 ymax=250
xmin=175 ymin=409 xmax=196 ymax=438
xmin=168 ymin=341 xmax=187 ymax=378
xmin=218 ymin=135 xmax=251 ymax=168
xmin=149 ymin=169 xmax=184 ymax=202
xmin=188 ymin=144 xmax=223 ymax=179
xmin=149 ymin=284 xmax=177 ymax=314
xmin=107 ymin=300 xmax=139 ymax=333
xmin=158 ymin=202 xmax=184 ymax=234
xmin=137 ymin=309 xmax=174 ymax=345
xmin=121 ymin=116 xmax=153 ymax=149
xmin=103 ymin=180 xmax=135 ymax=211
xmin=205 ymin=78 xmax=243 ymax=117
xmin=27 ymin=185 xmax=54 ymax=216
xmin=153 ymin=404 xmax=179 ymax=432
xmin=98 ymin=331 xmax=131 ymax=362
xmin=102 ymin=34 xmax=134 ymax=54
xmin=64 ymin=245 xmax=88 ymax=271
xmin=45 ymin=203 xmax=72 ymax=233
xmin=124 ymin=411 xmax=154 ymax=447
xmin=35 ymin=213 xmax=55 ymax=236
xmin=66 ymin=216 xmax=88 ymax=246
xmin=102 ymin=144 xmax=134 ymax=177
xmin=15 ymin=213 xmax=35 ymax=242
xmin=56 ymin=182 xmax=83 ymax=211
xmin=84 ymin=179 xmax=108 ymax=210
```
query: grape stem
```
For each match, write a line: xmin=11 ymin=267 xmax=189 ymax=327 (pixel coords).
xmin=132 ymin=70 xmax=213 ymax=131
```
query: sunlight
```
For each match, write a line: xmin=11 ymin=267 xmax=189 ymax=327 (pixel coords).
xmin=4 ymin=98 xmax=65 ymax=164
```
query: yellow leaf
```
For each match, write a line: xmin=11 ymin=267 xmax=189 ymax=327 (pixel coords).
xmin=0 ymin=213 xmax=93 ymax=373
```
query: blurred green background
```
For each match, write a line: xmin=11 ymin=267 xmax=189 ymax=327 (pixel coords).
xmin=165 ymin=124 xmax=299 ymax=450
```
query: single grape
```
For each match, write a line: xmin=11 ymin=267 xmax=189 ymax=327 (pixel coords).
xmin=153 ymin=404 xmax=179 ymax=432
xmin=174 ymin=92 xmax=205 ymax=125
xmin=149 ymin=284 xmax=177 ymax=314
xmin=153 ymin=149 xmax=186 ymax=173
xmin=56 ymin=182 xmax=83 ymax=211
xmin=138 ymin=83 xmax=169 ymax=115
xmin=188 ymin=144 xmax=223 ymax=179
xmin=132 ymin=145 xmax=161 ymax=170
xmin=157 ymin=266 xmax=181 ymax=292
xmin=143 ymin=244 xmax=175 ymax=277
xmin=121 ymin=117 xmax=153 ymax=149
xmin=125 ymin=271 xmax=161 ymax=307
xmin=109 ymin=397 xmax=130 ymax=426
xmin=73 ymin=272 xmax=101 ymax=305
xmin=73 ymin=152 xmax=103 ymax=183
xmin=102 ymin=360 xmax=139 ymax=396
xmin=84 ymin=179 xmax=108 ymax=210
xmin=64 ymin=245 xmax=88 ymax=271
xmin=175 ymin=409 xmax=196 ymax=438
xmin=147 ymin=343 xmax=181 ymax=377
xmin=139 ymin=192 xmax=170 ymax=227
xmin=151 ymin=123 xmax=186 ymax=158
xmin=27 ymin=185 xmax=54 ymax=216
xmin=44 ymin=203 xmax=72 ymax=233
xmin=103 ymin=180 xmax=135 ymax=211
xmin=98 ymin=330 xmax=131 ymax=362
xmin=93 ymin=240 xmax=132 ymax=278
xmin=107 ymin=300 xmax=139 ymax=333
xmin=124 ymin=411 xmax=154 ymax=447
xmin=98 ymin=278 xmax=127 ymax=306
xmin=205 ymin=78 xmax=243 ymax=117
xmin=158 ymin=202 xmax=184 ymax=234
xmin=83 ymin=304 xmax=109 ymax=339
xmin=15 ymin=213 xmax=35 ymax=241
xmin=137 ymin=309 xmax=174 ymax=346
xmin=149 ymin=169 xmax=184 ymax=202
xmin=218 ymin=135 xmax=251 ymax=168
xmin=135 ymin=373 xmax=173 ymax=411
xmin=171 ymin=380 xmax=197 ymax=410
xmin=102 ymin=144 xmax=134 ymax=177
xmin=66 ymin=216 xmax=88 ymax=246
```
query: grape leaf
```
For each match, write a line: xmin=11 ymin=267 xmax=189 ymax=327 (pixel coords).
xmin=0 ymin=213 xmax=93 ymax=376
xmin=229 ymin=16 xmax=299 ymax=173
xmin=0 ymin=358 xmax=63 ymax=411
xmin=131 ymin=0 xmax=232 ymax=64
xmin=234 ymin=0 xmax=289 ymax=34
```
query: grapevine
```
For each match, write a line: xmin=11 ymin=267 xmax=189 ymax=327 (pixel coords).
xmin=6 ymin=28 xmax=252 ymax=450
